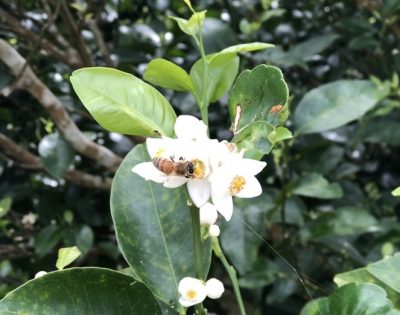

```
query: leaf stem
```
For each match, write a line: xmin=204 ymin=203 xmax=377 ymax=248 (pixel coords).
xmin=212 ymin=238 xmax=247 ymax=315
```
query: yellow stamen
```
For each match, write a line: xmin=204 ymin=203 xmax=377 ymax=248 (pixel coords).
xmin=229 ymin=176 xmax=246 ymax=195
xmin=155 ymin=148 xmax=166 ymax=157
xmin=186 ymin=289 xmax=197 ymax=300
xmin=192 ymin=159 xmax=206 ymax=179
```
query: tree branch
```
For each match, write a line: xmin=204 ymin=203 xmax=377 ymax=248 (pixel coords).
xmin=0 ymin=133 xmax=112 ymax=190
xmin=0 ymin=39 xmax=123 ymax=172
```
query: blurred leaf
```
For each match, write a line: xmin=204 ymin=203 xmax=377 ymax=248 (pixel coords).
xmin=202 ymin=18 xmax=238 ymax=54
xmin=238 ymin=257 xmax=279 ymax=289
xmin=291 ymin=173 xmax=343 ymax=199
xmin=111 ymin=144 xmax=211 ymax=311
xmin=268 ymin=127 xmax=293 ymax=144
xmin=38 ymin=133 xmax=74 ymax=178
xmin=361 ymin=118 xmax=400 ymax=146
xmin=190 ymin=52 xmax=239 ymax=105
xmin=232 ymin=121 xmax=274 ymax=160
xmin=35 ymin=225 xmax=64 ymax=257
xmin=0 ymin=197 xmax=12 ymax=218
xmin=75 ymin=225 xmax=94 ymax=256
xmin=56 ymin=246 xmax=81 ymax=270
xmin=144 ymin=58 xmax=194 ymax=91
xmin=301 ymin=283 xmax=400 ymax=315
xmin=392 ymin=187 xmax=400 ymax=196
xmin=70 ymin=67 xmax=176 ymax=137
xmin=169 ymin=11 xmax=206 ymax=38
xmin=0 ymin=268 xmax=161 ymax=314
xmin=220 ymin=194 xmax=274 ymax=274
xmin=228 ymin=65 xmax=289 ymax=131
xmin=294 ymin=80 xmax=389 ymax=135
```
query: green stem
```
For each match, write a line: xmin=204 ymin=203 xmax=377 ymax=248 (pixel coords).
xmin=189 ymin=204 xmax=207 ymax=315
xmin=212 ymin=239 xmax=247 ymax=315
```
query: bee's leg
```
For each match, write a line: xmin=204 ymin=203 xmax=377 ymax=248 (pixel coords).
xmin=179 ymin=157 xmax=184 ymax=160
xmin=170 ymin=156 xmax=175 ymax=162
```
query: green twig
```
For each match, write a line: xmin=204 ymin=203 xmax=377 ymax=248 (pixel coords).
xmin=212 ymin=238 xmax=247 ymax=315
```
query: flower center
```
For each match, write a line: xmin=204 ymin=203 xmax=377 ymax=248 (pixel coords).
xmin=186 ymin=289 xmax=197 ymax=300
xmin=155 ymin=148 xmax=166 ymax=158
xmin=229 ymin=176 xmax=246 ymax=195
xmin=192 ymin=159 xmax=206 ymax=179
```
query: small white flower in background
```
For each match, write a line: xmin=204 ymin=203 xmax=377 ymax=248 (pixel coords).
xmin=34 ymin=271 xmax=47 ymax=278
xmin=178 ymin=277 xmax=207 ymax=307
xmin=199 ymin=202 xmax=218 ymax=225
xmin=208 ymin=224 xmax=220 ymax=237
xmin=205 ymin=278 xmax=225 ymax=299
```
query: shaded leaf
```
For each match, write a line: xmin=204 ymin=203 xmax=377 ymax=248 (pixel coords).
xmin=144 ymin=58 xmax=194 ymax=91
xmin=38 ymin=133 xmax=74 ymax=178
xmin=0 ymin=268 xmax=161 ymax=314
xmin=291 ymin=173 xmax=343 ymax=199
xmin=111 ymin=144 xmax=211 ymax=311
xmin=56 ymin=246 xmax=81 ymax=270
xmin=268 ymin=127 xmax=293 ymax=144
xmin=70 ymin=67 xmax=176 ymax=137
xmin=0 ymin=197 xmax=12 ymax=218
xmin=75 ymin=225 xmax=94 ymax=256
xmin=35 ymin=225 xmax=64 ymax=257
xmin=294 ymin=80 xmax=389 ymax=135
xmin=228 ymin=65 xmax=289 ymax=131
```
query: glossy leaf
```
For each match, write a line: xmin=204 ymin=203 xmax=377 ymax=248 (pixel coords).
xmin=190 ymin=52 xmax=239 ymax=106
xmin=228 ymin=65 xmax=289 ymax=131
xmin=232 ymin=121 xmax=274 ymax=160
xmin=70 ymin=67 xmax=176 ymax=137
xmin=111 ymin=144 xmax=211 ymax=311
xmin=38 ymin=133 xmax=74 ymax=178
xmin=291 ymin=173 xmax=343 ymax=199
xmin=144 ymin=58 xmax=194 ymax=91
xmin=56 ymin=246 xmax=81 ymax=270
xmin=294 ymin=80 xmax=389 ymax=135
xmin=220 ymin=194 xmax=274 ymax=274
xmin=301 ymin=283 xmax=400 ymax=315
xmin=0 ymin=268 xmax=161 ymax=314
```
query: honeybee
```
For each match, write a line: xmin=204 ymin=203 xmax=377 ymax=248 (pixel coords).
xmin=153 ymin=157 xmax=195 ymax=178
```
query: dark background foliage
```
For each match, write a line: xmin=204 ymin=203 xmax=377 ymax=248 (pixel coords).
xmin=1 ymin=0 xmax=400 ymax=314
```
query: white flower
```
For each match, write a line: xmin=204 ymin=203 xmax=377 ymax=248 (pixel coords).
xmin=34 ymin=271 xmax=47 ymax=278
xmin=199 ymin=202 xmax=218 ymax=225
xmin=210 ymin=142 xmax=266 ymax=221
xmin=178 ymin=277 xmax=207 ymax=307
xmin=208 ymin=224 xmax=220 ymax=237
xmin=132 ymin=116 xmax=215 ymax=208
xmin=205 ymin=278 xmax=225 ymax=299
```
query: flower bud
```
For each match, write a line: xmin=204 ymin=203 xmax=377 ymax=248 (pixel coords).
xmin=199 ymin=202 xmax=218 ymax=225
xmin=205 ymin=278 xmax=224 ymax=299
xmin=34 ymin=271 xmax=47 ymax=279
xmin=209 ymin=224 xmax=220 ymax=237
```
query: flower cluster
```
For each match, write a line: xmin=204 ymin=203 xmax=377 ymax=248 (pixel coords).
xmin=178 ymin=277 xmax=224 ymax=307
xmin=132 ymin=115 xmax=266 ymax=222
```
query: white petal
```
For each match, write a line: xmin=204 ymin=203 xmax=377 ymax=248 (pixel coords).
xmin=188 ymin=179 xmax=211 ymax=208
xmin=199 ymin=203 xmax=218 ymax=225
xmin=236 ymin=159 xmax=266 ymax=175
xmin=146 ymin=137 xmax=173 ymax=158
xmin=209 ymin=224 xmax=220 ymax=237
xmin=212 ymin=193 xmax=233 ymax=221
xmin=205 ymin=278 xmax=224 ymax=299
xmin=175 ymin=115 xmax=208 ymax=141
xmin=163 ymin=176 xmax=187 ymax=188
xmin=236 ymin=176 xmax=262 ymax=198
xmin=179 ymin=297 xmax=198 ymax=308
xmin=178 ymin=277 xmax=207 ymax=307
xmin=132 ymin=162 xmax=165 ymax=183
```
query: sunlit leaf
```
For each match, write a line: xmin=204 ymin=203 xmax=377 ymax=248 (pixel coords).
xmin=56 ymin=246 xmax=81 ymax=270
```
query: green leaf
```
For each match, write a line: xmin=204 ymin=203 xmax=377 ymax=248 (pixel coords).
xmin=190 ymin=52 xmax=239 ymax=105
xmin=56 ymin=246 xmax=81 ymax=270
xmin=291 ymin=173 xmax=343 ymax=199
xmin=268 ymin=127 xmax=293 ymax=144
xmin=392 ymin=187 xmax=400 ymax=196
xmin=301 ymin=283 xmax=400 ymax=315
xmin=35 ymin=225 xmax=64 ymax=257
xmin=75 ymin=225 xmax=94 ymax=256
xmin=218 ymin=42 xmax=274 ymax=55
xmin=232 ymin=121 xmax=274 ymax=160
xmin=169 ymin=11 xmax=206 ymax=37
xmin=228 ymin=65 xmax=289 ymax=131
xmin=144 ymin=58 xmax=194 ymax=91
xmin=70 ymin=67 xmax=176 ymax=137
xmin=293 ymin=80 xmax=389 ymax=135
xmin=0 ymin=268 xmax=161 ymax=314
xmin=111 ymin=144 xmax=211 ymax=311
xmin=0 ymin=197 xmax=12 ymax=218
xmin=334 ymin=254 xmax=400 ymax=308
xmin=38 ymin=132 xmax=74 ymax=178
xmin=220 ymin=194 xmax=274 ymax=274
xmin=361 ymin=118 xmax=400 ymax=146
